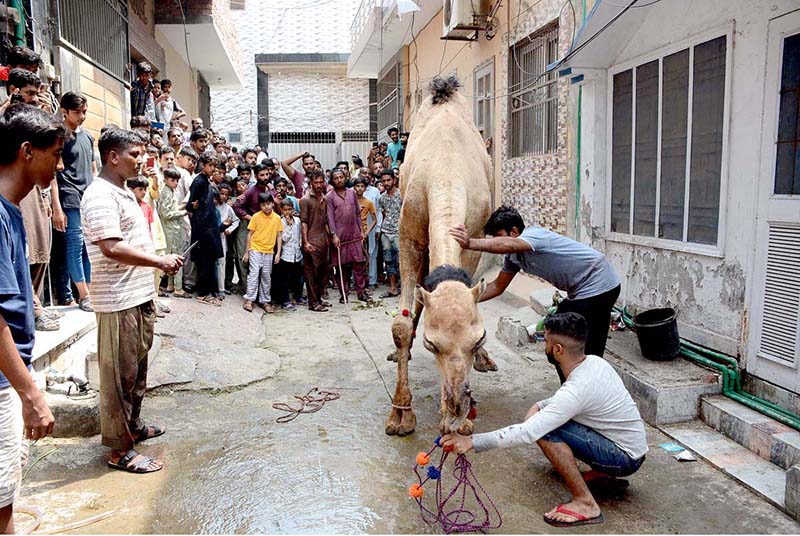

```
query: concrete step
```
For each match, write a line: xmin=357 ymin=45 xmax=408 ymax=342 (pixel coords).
xmin=701 ymin=395 xmax=800 ymax=470
xmin=663 ymin=420 xmax=788 ymax=512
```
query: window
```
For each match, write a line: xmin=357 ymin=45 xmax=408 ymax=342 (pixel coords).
xmin=509 ymin=22 xmax=559 ymax=157
xmin=474 ymin=60 xmax=494 ymax=151
xmin=228 ymin=132 xmax=242 ymax=144
xmin=58 ymin=0 xmax=129 ymax=80
xmin=610 ymin=35 xmax=727 ymax=246
xmin=775 ymin=32 xmax=800 ymax=195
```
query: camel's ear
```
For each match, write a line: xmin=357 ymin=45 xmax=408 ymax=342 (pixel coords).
xmin=470 ymin=279 xmax=485 ymax=304
xmin=415 ymin=284 xmax=429 ymax=307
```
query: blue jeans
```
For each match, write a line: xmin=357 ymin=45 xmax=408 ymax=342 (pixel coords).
xmin=541 ymin=420 xmax=645 ymax=478
xmin=56 ymin=208 xmax=91 ymax=303
xmin=381 ymin=233 xmax=400 ymax=277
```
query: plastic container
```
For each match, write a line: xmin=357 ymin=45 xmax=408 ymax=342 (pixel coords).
xmin=632 ymin=307 xmax=680 ymax=361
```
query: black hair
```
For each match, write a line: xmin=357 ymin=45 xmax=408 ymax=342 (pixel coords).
xmin=160 ymin=146 xmax=175 ymax=156
xmin=218 ymin=182 xmax=232 ymax=192
xmin=423 ymin=265 xmax=472 ymax=292
xmin=130 ymin=115 xmax=150 ymax=129
xmin=150 ymin=129 xmax=163 ymax=139
xmin=215 ymin=161 xmax=226 ymax=170
xmin=242 ymin=148 xmax=257 ymax=158
xmin=543 ymin=312 xmax=588 ymax=350
xmin=160 ymin=79 xmax=172 ymax=88
xmin=231 ymin=147 xmax=238 ymax=153
xmin=137 ymin=62 xmax=153 ymax=75
xmin=274 ymin=178 xmax=287 ymax=186
xmin=387 ymin=127 xmax=399 ymax=135
xmin=163 ymin=167 xmax=181 ymax=181
xmin=99 ymin=127 xmax=144 ymax=166
xmin=0 ymin=104 xmax=67 ymax=165
xmin=309 ymin=169 xmax=325 ymax=180
xmin=331 ymin=168 xmax=345 ymax=178
xmin=379 ymin=169 xmax=395 ymax=180
xmin=353 ymin=157 xmax=364 ymax=167
xmin=8 ymin=68 xmax=40 ymax=90
xmin=59 ymin=91 xmax=87 ymax=111
xmin=236 ymin=163 xmax=251 ymax=175
xmin=126 ymin=177 xmax=148 ymax=189
xmin=335 ymin=160 xmax=349 ymax=169
xmin=190 ymin=129 xmax=208 ymax=142
xmin=280 ymin=198 xmax=294 ymax=208
xmin=264 ymin=159 xmax=276 ymax=169
xmin=252 ymin=163 xmax=270 ymax=176
xmin=147 ymin=145 xmax=158 ymax=153
xmin=353 ymin=177 xmax=367 ymax=187
xmin=167 ymin=127 xmax=183 ymax=138
xmin=7 ymin=46 xmax=41 ymax=69
xmin=483 ymin=205 xmax=525 ymax=236
xmin=100 ymin=124 xmax=118 ymax=136
xmin=179 ymin=147 xmax=199 ymax=161
xmin=302 ymin=153 xmax=316 ymax=162
xmin=257 ymin=192 xmax=274 ymax=204
xmin=198 ymin=152 xmax=217 ymax=166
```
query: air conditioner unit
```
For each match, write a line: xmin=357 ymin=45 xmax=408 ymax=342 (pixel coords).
xmin=442 ymin=0 xmax=476 ymax=39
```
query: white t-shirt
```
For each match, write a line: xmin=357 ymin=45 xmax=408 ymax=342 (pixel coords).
xmin=471 ymin=355 xmax=648 ymax=459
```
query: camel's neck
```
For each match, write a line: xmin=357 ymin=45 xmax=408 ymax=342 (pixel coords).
xmin=427 ymin=187 xmax=467 ymax=269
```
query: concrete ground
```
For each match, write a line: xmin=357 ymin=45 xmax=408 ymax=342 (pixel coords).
xmin=16 ymin=288 xmax=800 ymax=534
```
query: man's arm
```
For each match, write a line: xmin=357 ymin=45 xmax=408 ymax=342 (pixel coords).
xmin=50 ymin=177 xmax=66 ymax=232
xmin=96 ymin=238 xmax=182 ymax=274
xmin=280 ymin=151 xmax=306 ymax=178
xmin=274 ymin=231 xmax=282 ymax=263
xmin=243 ymin=230 xmax=253 ymax=263
xmin=0 ymin=317 xmax=54 ymax=440
xmin=449 ymin=224 xmax=532 ymax=255
xmin=479 ymin=270 xmax=516 ymax=302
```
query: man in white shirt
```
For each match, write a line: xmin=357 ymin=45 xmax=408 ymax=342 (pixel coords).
xmin=442 ymin=312 xmax=648 ymax=528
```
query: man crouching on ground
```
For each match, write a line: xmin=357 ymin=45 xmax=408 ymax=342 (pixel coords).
xmin=0 ymin=104 xmax=60 ymax=533
xmin=442 ymin=312 xmax=648 ymax=528
xmin=81 ymin=128 xmax=182 ymax=474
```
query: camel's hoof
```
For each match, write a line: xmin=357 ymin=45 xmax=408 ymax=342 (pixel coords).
xmin=386 ymin=351 xmax=411 ymax=362
xmin=473 ymin=349 xmax=498 ymax=372
xmin=385 ymin=408 xmax=416 ymax=436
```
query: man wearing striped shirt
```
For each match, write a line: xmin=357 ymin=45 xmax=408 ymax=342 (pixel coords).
xmin=81 ymin=128 xmax=183 ymax=474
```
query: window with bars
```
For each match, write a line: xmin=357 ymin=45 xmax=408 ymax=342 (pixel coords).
xmin=474 ymin=60 xmax=494 ymax=148
xmin=58 ymin=0 xmax=129 ymax=80
xmin=776 ymin=32 xmax=800 ymax=196
xmin=610 ymin=35 xmax=727 ymax=246
xmin=509 ymin=22 xmax=559 ymax=157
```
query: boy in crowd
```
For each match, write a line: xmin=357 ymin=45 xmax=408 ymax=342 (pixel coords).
xmin=215 ymin=183 xmax=239 ymax=295
xmin=130 ymin=63 xmax=153 ymax=118
xmin=377 ymin=169 xmax=402 ymax=298
xmin=159 ymin=168 xmax=188 ymax=296
xmin=187 ymin=153 xmax=224 ymax=306
xmin=0 ymin=104 xmax=61 ymax=532
xmin=300 ymin=170 xmax=330 ymax=312
xmin=127 ymin=177 xmax=153 ymax=234
xmin=234 ymin=164 xmax=251 ymax=185
xmin=285 ymin=181 xmax=300 ymax=213
xmin=272 ymin=199 xmax=304 ymax=311
xmin=155 ymin=79 xmax=184 ymax=125
xmin=53 ymin=91 xmax=95 ymax=311
xmin=242 ymin=192 xmax=282 ymax=313
xmin=353 ymin=177 xmax=377 ymax=282
xmin=175 ymin=147 xmax=197 ymax=291
xmin=386 ymin=127 xmax=402 ymax=169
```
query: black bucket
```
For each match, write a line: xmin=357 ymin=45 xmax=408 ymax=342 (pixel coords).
xmin=632 ymin=308 xmax=680 ymax=361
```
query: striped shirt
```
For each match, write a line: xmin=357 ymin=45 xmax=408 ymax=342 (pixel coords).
xmin=81 ymin=177 xmax=156 ymax=313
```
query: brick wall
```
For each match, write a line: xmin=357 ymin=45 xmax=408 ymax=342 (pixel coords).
xmin=209 ymin=0 xmax=367 ymax=147
xmin=500 ymin=0 xmax=575 ymax=234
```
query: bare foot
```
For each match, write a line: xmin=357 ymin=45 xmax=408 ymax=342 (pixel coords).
xmin=544 ymin=499 xmax=601 ymax=524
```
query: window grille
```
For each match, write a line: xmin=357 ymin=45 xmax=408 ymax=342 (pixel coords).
xmin=58 ymin=0 xmax=129 ymax=80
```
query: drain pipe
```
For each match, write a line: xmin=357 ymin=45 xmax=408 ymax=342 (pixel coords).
xmin=45 ymin=368 xmax=90 ymax=393
xmin=617 ymin=308 xmax=800 ymax=431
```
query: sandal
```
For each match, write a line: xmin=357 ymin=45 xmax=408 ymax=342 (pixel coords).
xmin=309 ymin=304 xmax=328 ymax=312
xmin=107 ymin=449 xmax=162 ymax=474
xmin=320 ymin=300 xmax=332 ymax=308
xmin=196 ymin=295 xmax=221 ymax=307
xmin=543 ymin=505 xmax=604 ymax=528
xmin=243 ymin=301 xmax=253 ymax=312
xmin=133 ymin=423 xmax=165 ymax=443
xmin=173 ymin=290 xmax=191 ymax=299
xmin=264 ymin=303 xmax=275 ymax=313
xmin=78 ymin=296 xmax=94 ymax=312
xmin=380 ymin=290 xmax=399 ymax=299
xmin=35 ymin=315 xmax=60 ymax=331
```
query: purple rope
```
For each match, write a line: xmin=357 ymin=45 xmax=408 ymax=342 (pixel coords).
xmin=412 ymin=439 xmax=502 ymax=533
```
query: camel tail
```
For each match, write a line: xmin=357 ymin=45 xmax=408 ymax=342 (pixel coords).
xmin=429 ymin=75 xmax=461 ymax=105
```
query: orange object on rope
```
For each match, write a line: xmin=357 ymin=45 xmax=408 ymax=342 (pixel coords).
xmin=416 ymin=452 xmax=431 ymax=466
xmin=409 ymin=483 xmax=424 ymax=498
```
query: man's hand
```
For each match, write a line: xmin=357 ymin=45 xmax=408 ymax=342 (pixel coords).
xmin=525 ymin=403 xmax=540 ymax=421
xmin=274 ymin=256 xmax=280 ymax=265
xmin=441 ymin=433 xmax=474 ymax=455
xmin=143 ymin=166 xmax=157 ymax=180
xmin=242 ymin=252 xmax=250 ymax=265
xmin=52 ymin=208 xmax=67 ymax=233
xmin=449 ymin=224 xmax=471 ymax=249
xmin=332 ymin=235 xmax=341 ymax=249
xmin=20 ymin=389 xmax=55 ymax=441
xmin=158 ymin=254 xmax=183 ymax=275
xmin=303 ymin=243 xmax=316 ymax=254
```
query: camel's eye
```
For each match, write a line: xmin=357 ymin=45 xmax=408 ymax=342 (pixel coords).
xmin=424 ymin=338 xmax=439 ymax=353
xmin=472 ymin=331 xmax=487 ymax=353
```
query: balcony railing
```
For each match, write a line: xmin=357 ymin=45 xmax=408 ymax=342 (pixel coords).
xmin=350 ymin=0 xmax=377 ymax=52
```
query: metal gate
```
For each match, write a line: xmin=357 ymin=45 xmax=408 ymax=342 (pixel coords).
xmin=267 ymin=131 xmax=373 ymax=171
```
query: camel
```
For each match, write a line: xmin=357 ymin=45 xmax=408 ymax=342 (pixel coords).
xmin=385 ymin=76 xmax=497 ymax=437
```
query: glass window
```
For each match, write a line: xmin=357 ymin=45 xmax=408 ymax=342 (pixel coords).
xmin=775 ymin=33 xmax=800 ymax=195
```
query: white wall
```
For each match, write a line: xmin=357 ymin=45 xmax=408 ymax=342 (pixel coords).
xmin=209 ymin=0 xmax=365 ymax=147
xmin=579 ymin=0 xmax=799 ymax=356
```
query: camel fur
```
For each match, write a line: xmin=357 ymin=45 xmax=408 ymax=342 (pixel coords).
xmin=385 ymin=76 xmax=497 ymax=437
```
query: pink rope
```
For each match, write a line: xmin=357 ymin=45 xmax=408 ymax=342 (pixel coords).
xmin=411 ymin=438 xmax=502 ymax=533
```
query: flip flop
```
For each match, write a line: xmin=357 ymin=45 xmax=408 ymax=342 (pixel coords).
xmin=543 ymin=505 xmax=605 ymax=528
xmin=107 ymin=450 xmax=162 ymax=474
xmin=133 ymin=423 xmax=165 ymax=443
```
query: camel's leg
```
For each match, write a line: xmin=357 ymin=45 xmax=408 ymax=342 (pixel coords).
xmin=385 ymin=236 xmax=426 ymax=436
xmin=473 ymin=346 xmax=498 ymax=372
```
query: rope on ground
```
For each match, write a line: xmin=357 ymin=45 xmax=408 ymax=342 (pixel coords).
xmin=34 ymin=510 xmax=115 ymax=534
xmin=271 ymin=387 xmax=340 ymax=424
xmin=336 ymin=245 xmax=395 ymax=403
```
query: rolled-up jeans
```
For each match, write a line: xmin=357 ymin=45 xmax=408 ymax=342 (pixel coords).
xmin=541 ymin=420 xmax=645 ymax=478
xmin=56 ymin=208 xmax=91 ymax=302
xmin=367 ymin=228 xmax=378 ymax=286
xmin=381 ymin=233 xmax=400 ymax=277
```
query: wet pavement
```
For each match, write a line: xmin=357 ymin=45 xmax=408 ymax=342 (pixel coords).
xmin=18 ymin=291 xmax=800 ymax=533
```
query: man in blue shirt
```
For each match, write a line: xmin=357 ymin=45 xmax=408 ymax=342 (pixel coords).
xmin=0 ymin=104 xmax=62 ymax=532
xmin=450 ymin=206 xmax=621 ymax=382
xmin=386 ymin=127 xmax=403 ymax=169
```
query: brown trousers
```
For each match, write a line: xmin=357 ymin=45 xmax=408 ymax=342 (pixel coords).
xmin=96 ymin=301 xmax=156 ymax=451
xmin=303 ymin=253 xmax=329 ymax=307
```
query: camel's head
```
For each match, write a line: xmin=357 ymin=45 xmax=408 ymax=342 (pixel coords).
xmin=416 ymin=265 xmax=486 ymax=434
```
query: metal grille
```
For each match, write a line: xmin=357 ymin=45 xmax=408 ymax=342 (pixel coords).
xmin=343 ymin=131 xmax=372 ymax=142
xmin=58 ymin=0 xmax=129 ymax=80
xmin=509 ymin=22 xmax=559 ymax=157
xmin=775 ymin=32 xmax=800 ymax=195
xmin=266 ymin=131 xmax=374 ymax=171
xmin=269 ymin=132 xmax=336 ymax=144
xmin=758 ymin=224 xmax=800 ymax=365
xmin=378 ymin=63 xmax=401 ymax=139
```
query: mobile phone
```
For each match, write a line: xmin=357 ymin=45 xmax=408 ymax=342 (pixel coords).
xmin=146 ymin=156 xmax=155 ymax=168
xmin=9 ymin=93 xmax=24 ymax=104
xmin=372 ymin=142 xmax=379 ymax=148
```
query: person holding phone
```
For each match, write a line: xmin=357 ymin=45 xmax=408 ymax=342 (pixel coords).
xmin=53 ymin=91 xmax=97 ymax=311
